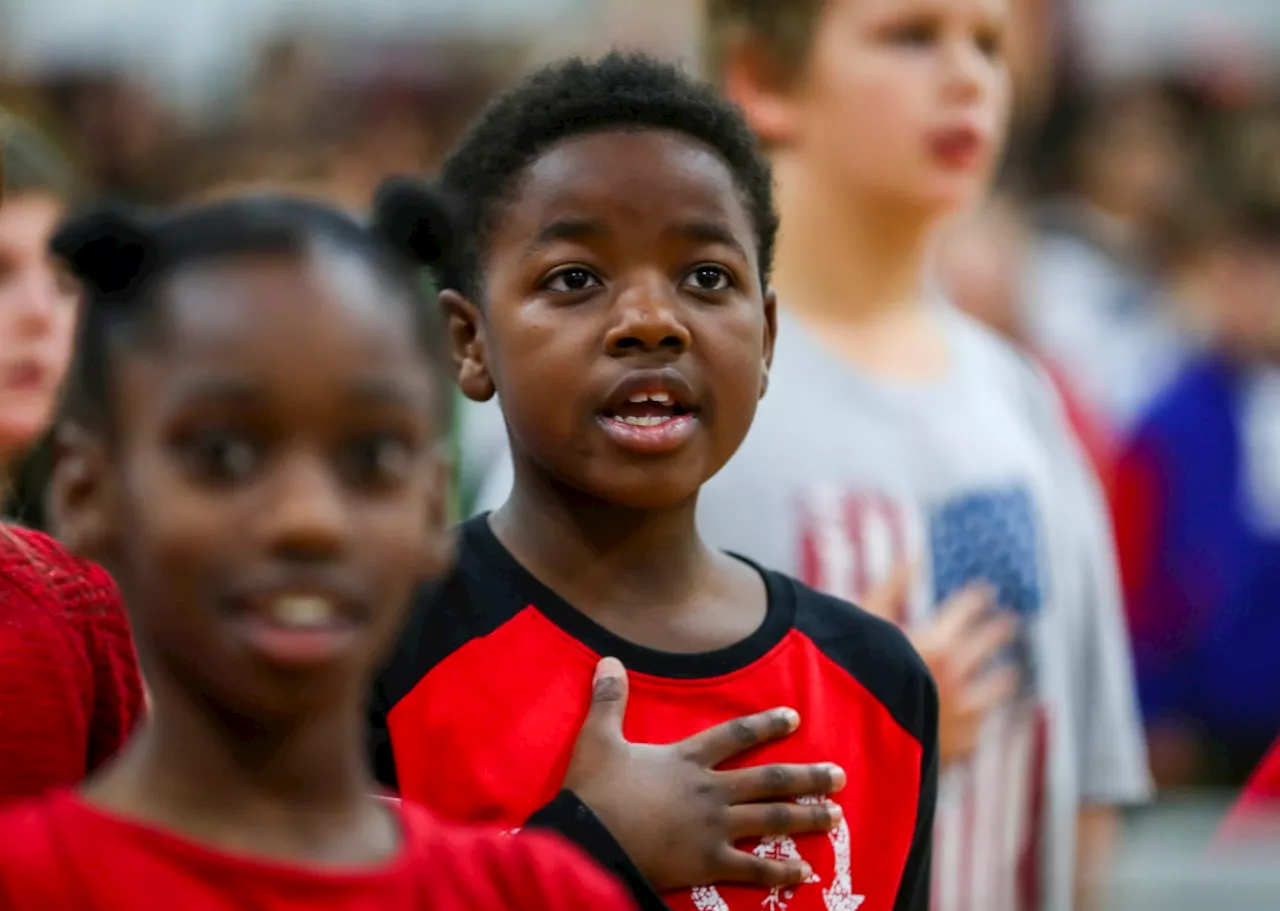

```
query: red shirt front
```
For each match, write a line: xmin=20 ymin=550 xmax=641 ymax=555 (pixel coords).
xmin=371 ymin=517 xmax=938 ymax=911
xmin=0 ymin=790 xmax=633 ymax=910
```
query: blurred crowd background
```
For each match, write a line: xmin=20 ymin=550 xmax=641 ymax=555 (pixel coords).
xmin=3 ymin=0 xmax=1280 ymax=905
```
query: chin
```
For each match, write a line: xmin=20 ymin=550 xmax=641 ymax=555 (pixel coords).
xmin=574 ymin=463 xmax=706 ymax=512
xmin=899 ymin=191 xmax=982 ymax=227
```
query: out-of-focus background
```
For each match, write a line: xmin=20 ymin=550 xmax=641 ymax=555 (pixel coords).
xmin=3 ymin=0 xmax=1280 ymax=904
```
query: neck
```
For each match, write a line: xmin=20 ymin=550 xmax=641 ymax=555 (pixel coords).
xmin=494 ymin=457 xmax=713 ymax=611
xmin=770 ymin=154 xmax=940 ymax=324
xmin=93 ymin=677 xmax=376 ymax=830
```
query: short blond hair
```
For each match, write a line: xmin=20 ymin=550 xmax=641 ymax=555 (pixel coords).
xmin=702 ymin=0 xmax=827 ymax=86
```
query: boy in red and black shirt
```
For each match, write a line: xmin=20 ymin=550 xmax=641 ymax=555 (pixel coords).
xmin=370 ymin=53 xmax=939 ymax=911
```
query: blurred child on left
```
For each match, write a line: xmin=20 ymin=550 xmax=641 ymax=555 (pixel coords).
xmin=0 ymin=111 xmax=145 ymax=805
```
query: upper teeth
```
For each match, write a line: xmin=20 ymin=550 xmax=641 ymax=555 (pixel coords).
xmin=268 ymin=595 xmax=337 ymax=629
xmin=628 ymin=391 xmax=672 ymax=404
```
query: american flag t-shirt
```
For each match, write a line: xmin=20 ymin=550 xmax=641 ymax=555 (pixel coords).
xmin=799 ymin=486 xmax=1049 ymax=911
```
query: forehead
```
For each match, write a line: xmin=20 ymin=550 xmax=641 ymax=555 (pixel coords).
xmin=113 ymin=250 xmax=437 ymax=425
xmin=0 ymin=192 xmax=62 ymax=249
xmin=115 ymin=250 xmax=437 ymax=416
xmin=496 ymin=129 xmax=755 ymax=248
xmin=153 ymin=249 xmax=413 ymax=355
xmin=829 ymin=0 xmax=1009 ymax=21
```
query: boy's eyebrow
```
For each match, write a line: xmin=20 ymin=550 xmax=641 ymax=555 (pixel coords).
xmin=526 ymin=218 xmax=608 ymax=256
xmin=525 ymin=218 xmax=750 ymax=262
xmin=671 ymin=221 xmax=749 ymax=261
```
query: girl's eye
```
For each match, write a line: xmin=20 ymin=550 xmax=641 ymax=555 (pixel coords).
xmin=887 ymin=20 xmax=937 ymax=47
xmin=545 ymin=267 xmax=602 ymax=293
xmin=186 ymin=431 xmax=259 ymax=484
xmin=683 ymin=265 xmax=732 ymax=292
xmin=975 ymin=28 xmax=1004 ymax=59
xmin=342 ymin=434 xmax=414 ymax=488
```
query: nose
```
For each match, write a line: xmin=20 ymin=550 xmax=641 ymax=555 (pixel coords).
xmin=603 ymin=277 xmax=692 ymax=357
xmin=940 ymin=34 xmax=988 ymax=105
xmin=260 ymin=451 xmax=348 ymax=562
xmin=2 ymin=272 xmax=58 ymax=340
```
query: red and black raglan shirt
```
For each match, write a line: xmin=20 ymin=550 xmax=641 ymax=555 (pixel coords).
xmin=369 ymin=516 xmax=938 ymax=911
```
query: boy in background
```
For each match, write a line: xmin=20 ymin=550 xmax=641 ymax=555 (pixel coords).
xmin=694 ymin=3 xmax=1151 ymax=910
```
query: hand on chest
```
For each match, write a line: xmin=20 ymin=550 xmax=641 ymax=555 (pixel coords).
xmin=410 ymin=663 xmax=921 ymax=910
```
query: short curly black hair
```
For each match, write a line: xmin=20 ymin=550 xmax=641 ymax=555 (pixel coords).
xmin=435 ymin=51 xmax=778 ymax=301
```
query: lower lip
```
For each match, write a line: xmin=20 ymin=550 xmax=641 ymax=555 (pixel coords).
xmin=598 ymin=414 xmax=699 ymax=454
xmin=930 ymin=132 xmax=985 ymax=170
xmin=2 ymin=363 xmax=45 ymax=392
xmin=235 ymin=616 xmax=359 ymax=669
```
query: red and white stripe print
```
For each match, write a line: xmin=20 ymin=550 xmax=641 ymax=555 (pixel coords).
xmin=797 ymin=492 xmax=1049 ymax=911
xmin=799 ymin=489 xmax=930 ymax=628
xmin=931 ymin=701 xmax=1047 ymax=911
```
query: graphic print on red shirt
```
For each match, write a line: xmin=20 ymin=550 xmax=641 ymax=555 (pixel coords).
xmin=369 ymin=516 xmax=939 ymax=911
xmin=0 ymin=790 xmax=633 ymax=910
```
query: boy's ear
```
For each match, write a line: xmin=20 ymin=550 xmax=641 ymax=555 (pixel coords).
xmin=721 ymin=38 xmax=804 ymax=148
xmin=760 ymin=287 xmax=778 ymax=400
xmin=439 ymin=289 xmax=495 ymax=403
xmin=47 ymin=424 xmax=116 ymax=563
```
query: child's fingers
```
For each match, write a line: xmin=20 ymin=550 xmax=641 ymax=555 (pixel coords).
xmin=684 ymin=706 xmax=800 ymax=767
xmin=726 ymin=799 xmax=843 ymax=840
xmin=720 ymin=762 xmax=846 ymax=803
xmin=715 ymin=846 xmax=816 ymax=888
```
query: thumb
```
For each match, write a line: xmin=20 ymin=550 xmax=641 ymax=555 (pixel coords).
xmin=862 ymin=563 xmax=916 ymax=626
xmin=581 ymin=656 xmax=629 ymax=739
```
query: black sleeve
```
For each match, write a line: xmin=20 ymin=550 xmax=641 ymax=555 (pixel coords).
xmin=894 ymin=671 xmax=939 ymax=911
xmin=525 ymin=790 xmax=670 ymax=911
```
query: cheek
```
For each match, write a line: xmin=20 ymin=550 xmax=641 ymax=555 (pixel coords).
xmin=51 ymin=303 xmax=78 ymax=361
xmin=984 ymin=73 xmax=1013 ymax=144
xmin=489 ymin=325 xmax=582 ymax=443
xmin=121 ymin=487 xmax=227 ymax=593
xmin=813 ymin=60 xmax=929 ymax=177
xmin=703 ymin=321 xmax=768 ymax=426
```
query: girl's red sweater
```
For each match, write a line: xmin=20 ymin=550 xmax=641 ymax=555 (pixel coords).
xmin=0 ymin=526 xmax=142 ymax=804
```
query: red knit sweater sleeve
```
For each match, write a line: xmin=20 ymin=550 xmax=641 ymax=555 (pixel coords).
xmin=0 ymin=527 xmax=142 ymax=804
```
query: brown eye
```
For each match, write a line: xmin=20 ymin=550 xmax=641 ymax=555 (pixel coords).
xmin=342 ymin=433 xmax=414 ymax=488
xmin=682 ymin=265 xmax=732 ymax=292
xmin=545 ymin=267 xmax=602 ymax=293
xmin=185 ymin=430 xmax=259 ymax=484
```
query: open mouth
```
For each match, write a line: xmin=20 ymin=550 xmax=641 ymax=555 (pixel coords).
xmin=230 ymin=590 xmax=364 ymax=670
xmin=597 ymin=385 xmax=700 ymax=455
xmin=601 ymin=390 xmax=694 ymax=427
xmin=597 ymin=369 xmax=702 ymax=454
